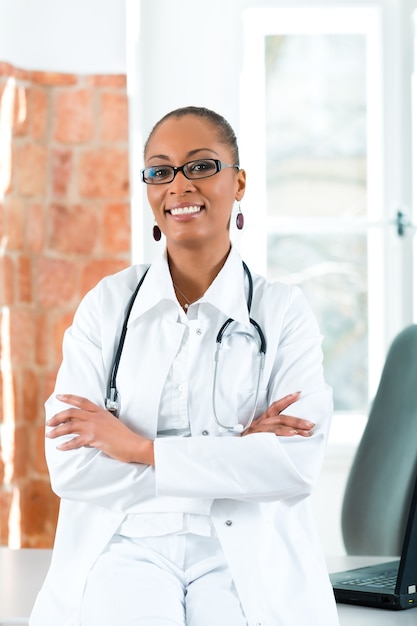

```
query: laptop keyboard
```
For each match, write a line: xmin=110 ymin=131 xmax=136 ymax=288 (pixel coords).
xmin=340 ymin=569 xmax=398 ymax=588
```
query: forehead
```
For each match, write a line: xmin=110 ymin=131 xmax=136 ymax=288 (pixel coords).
xmin=145 ymin=115 xmax=227 ymax=161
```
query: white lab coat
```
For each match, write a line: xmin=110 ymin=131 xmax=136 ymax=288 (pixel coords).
xmin=30 ymin=247 xmax=339 ymax=626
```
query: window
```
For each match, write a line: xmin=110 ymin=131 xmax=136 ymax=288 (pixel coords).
xmin=240 ymin=4 xmax=415 ymax=435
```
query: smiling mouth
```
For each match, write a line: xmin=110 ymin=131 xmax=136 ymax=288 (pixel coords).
xmin=168 ymin=205 xmax=202 ymax=216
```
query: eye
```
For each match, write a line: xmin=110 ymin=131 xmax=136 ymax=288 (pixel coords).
xmin=147 ymin=166 xmax=173 ymax=181
xmin=187 ymin=159 xmax=217 ymax=177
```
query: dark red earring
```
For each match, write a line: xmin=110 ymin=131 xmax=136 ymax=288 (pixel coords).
xmin=153 ymin=223 xmax=162 ymax=241
xmin=236 ymin=206 xmax=244 ymax=230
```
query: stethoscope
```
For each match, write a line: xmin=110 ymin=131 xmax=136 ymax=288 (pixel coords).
xmin=105 ymin=261 xmax=267 ymax=433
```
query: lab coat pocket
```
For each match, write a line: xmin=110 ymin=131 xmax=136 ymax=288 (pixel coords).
xmin=236 ymin=389 xmax=268 ymax=424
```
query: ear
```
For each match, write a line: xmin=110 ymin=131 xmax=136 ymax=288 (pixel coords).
xmin=235 ymin=169 xmax=246 ymax=201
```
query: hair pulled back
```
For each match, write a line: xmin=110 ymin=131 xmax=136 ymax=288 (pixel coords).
xmin=144 ymin=106 xmax=240 ymax=166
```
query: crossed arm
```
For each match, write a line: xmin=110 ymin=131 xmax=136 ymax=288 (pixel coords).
xmin=46 ymin=391 xmax=315 ymax=467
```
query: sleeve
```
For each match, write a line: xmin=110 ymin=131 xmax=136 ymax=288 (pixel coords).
xmin=44 ymin=282 xmax=157 ymax=514
xmin=154 ymin=285 xmax=333 ymax=506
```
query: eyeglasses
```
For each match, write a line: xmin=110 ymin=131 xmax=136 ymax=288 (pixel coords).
xmin=141 ymin=158 xmax=239 ymax=185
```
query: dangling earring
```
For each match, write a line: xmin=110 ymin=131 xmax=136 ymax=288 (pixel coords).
xmin=153 ymin=222 xmax=162 ymax=241
xmin=236 ymin=205 xmax=244 ymax=230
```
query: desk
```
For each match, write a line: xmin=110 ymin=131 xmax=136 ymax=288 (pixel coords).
xmin=1 ymin=549 xmax=416 ymax=625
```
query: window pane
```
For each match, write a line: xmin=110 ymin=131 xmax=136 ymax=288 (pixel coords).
xmin=267 ymin=233 xmax=368 ymax=412
xmin=265 ymin=34 xmax=367 ymax=219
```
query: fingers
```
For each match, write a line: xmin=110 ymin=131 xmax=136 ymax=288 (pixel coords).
xmin=46 ymin=395 xmax=108 ymax=449
xmin=244 ymin=416 xmax=314 ymax=437
xmin=56 ymin=394 xmax=101 ymax=411
xmin=268 ymin=392 xmax=301 ymax=415
xmin=46 ymin=395 xmax=103 ymax=428
xmin=274 ymin=414 xmax=315 ymax=432
xmin=243 ymin=389 xmax=316 ymax=437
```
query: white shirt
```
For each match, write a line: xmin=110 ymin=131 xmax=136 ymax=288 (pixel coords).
xmin=32 ymin=246 xmax=339 ymax=626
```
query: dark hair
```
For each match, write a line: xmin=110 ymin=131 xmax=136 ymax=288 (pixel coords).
xmin=144 ymin=106 xmax=240 ymax=166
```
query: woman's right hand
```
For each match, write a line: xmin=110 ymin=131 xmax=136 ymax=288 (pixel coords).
xmin=243 ymin=392 xmax=315 ymax=437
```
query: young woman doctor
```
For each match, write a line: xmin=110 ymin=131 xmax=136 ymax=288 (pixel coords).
xmin=30 ymin=107 xmax=339 ymax=626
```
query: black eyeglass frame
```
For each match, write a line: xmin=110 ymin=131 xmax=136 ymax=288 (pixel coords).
xmin=141 ymin=159 xmax=239 ymax=185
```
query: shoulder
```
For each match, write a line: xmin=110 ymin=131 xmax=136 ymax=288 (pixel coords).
xmin=96 ymin=264 xmax=150 ymax=294
xmin=251 ymin=269 xmax=304 ymax=310
xmin=73 ymin=265 xmax=150 ymax=329
xmin=83 ymin=264 xmax=150 ymax=304
xmin=250 ymin=270 xmax=320 ymax=338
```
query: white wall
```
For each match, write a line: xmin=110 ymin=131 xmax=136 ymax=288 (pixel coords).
xmin=126 ymin=0 xmax=247 ymax=264
xmin=0 ymin=0 xmax=127 ymax=73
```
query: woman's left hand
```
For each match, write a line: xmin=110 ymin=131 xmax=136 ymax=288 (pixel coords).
xmin=243 ymin=392 xmax=315 ymax=437
xmin=46 ymin=394 xmax=154 ymax=465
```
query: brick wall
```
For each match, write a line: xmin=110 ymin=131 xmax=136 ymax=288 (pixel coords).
xmin=0 ymin=62 xmax=131 ymax=547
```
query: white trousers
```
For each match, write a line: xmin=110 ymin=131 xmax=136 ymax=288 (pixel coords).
xmin=80 ymin=533 xmax=248 ymax=626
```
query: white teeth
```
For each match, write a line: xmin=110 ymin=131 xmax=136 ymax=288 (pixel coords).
xmin=170 ymin=205 xmax=201 ymax=216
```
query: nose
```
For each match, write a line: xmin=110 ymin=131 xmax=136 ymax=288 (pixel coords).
xmin=168 ymin=170 xmax=196 ymax=195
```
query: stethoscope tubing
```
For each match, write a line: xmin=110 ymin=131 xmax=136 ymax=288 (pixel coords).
xmin=105 ymin=262 xmax=267 ymax=431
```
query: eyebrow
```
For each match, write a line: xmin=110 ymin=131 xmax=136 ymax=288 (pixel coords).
xmin=146 ymin=147 xmax=220 ymax=162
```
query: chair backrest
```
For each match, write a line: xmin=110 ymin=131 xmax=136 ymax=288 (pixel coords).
xmin=341 ymin=324 xmax=417 ymax=556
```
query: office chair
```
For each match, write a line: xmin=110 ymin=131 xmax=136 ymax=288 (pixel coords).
xmin=341 ymin=324 xmax=417 ymax=556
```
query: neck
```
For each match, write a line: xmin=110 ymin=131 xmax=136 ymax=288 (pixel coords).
xmin=167 ymin=242 xmax=231 ymax=306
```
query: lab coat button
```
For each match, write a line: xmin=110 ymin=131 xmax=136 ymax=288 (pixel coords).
xmin=225 ymin=520 xmax=233 ymax=526
xmin=202 ymin=430 xmax=209 ymax=436
xmin=196 ymin=328 xmax=202 ymax=335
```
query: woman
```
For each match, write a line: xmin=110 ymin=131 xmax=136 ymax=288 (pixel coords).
xmin=30 ymin=106 xmax=339 ymax=625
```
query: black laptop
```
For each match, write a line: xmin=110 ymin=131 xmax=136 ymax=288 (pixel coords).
xmin=330 ymin=473 xmax=417 ymax=610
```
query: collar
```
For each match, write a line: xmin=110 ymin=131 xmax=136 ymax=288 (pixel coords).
xmin=128 ymin=246 xmax=251 ymax=327
xmin=202 ymin=247 xmax=251 ymax=326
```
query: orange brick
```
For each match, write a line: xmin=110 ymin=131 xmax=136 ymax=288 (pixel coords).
xmin=31 ymin=86 xmax=48 ymax=140
xmin=13 ymin=425 xmax=31 ymax=478
xmin=19 ymin=479 xmax=59 ymax=546
xmin=86 ymin=75 xmax=127 ymax=88
xmin=26 ymin=202 xmax=45 ymax=253
xmin=9 ymin=308 xmax=35 ymax=365
xmin=43 ymin=367 xmax=60 ymax=401
xmin=100 ymin=91 xmax=128 ymax=142
xmin=16 ymin=143 xmax=47 ymax=196
xmin=31 ymin=71 xmax=78 ymax=86
xmin=79 ymin=148 xmax=130 ymax=198
xmin=0 ymin=489 xmax=13 ymax=545
xmin=0 ymin=63 xmax=30 ymax=81
xmin=36 ymin=258 xmax=77 ymax=307
xmin=81 ymin=258 xmax=128 ymax=296
xmin=49 ymin=203 xmax=99 ymax=254
xmin=54 ymin=311 xmax=74 ymax=362
xmin=0 ymin=366 xmax=17 ymax=424
xmin=17 ymin=254 xmax=32 ymax=302
xmin=34 ymin=312 xmax=49 ymax=366
xmin=51 ymin=148 xmax=73 ymax=197
xmin=0 ymin=61 xmax=15 ymax=77
xmin=0 ymin=255 xmax=15 ymax=305
xmin=12 ymin=369 xmax=23 ymax=425
xmin=22 ymin=368 xmax=40 ymax=423
xmin=103 ymin=202 xmax=131 ymax=253
xmin=34 ymin=422 xmax=48 ymax=475
xmin=53 ymin=88 xmax=95 ymax=143
xmin=5 ymin=196 xmax=25 ymax=249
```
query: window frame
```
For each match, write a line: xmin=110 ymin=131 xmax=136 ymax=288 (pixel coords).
xmin=238 ymin=3 xmax=415 ymax=441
